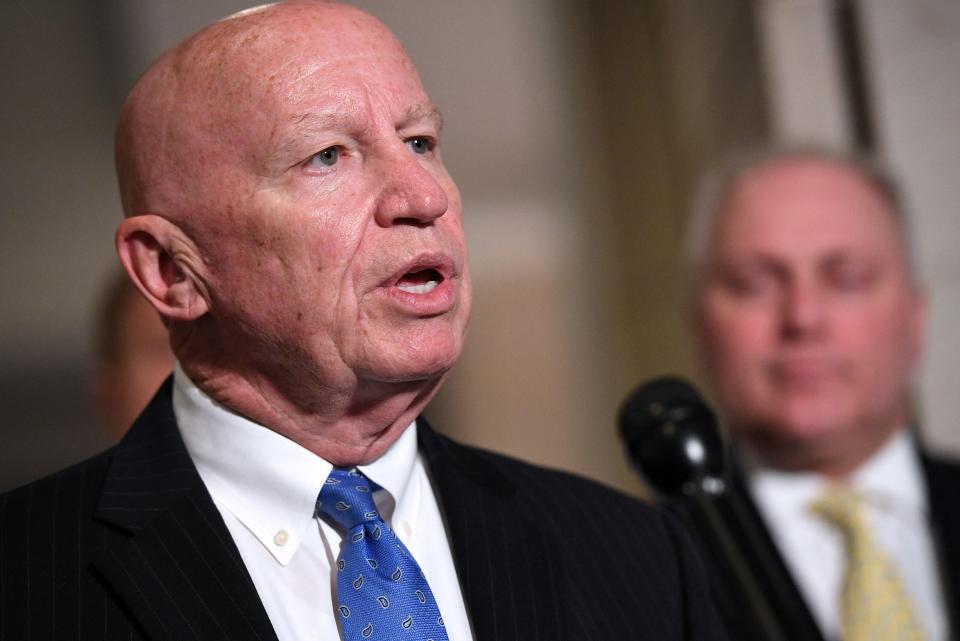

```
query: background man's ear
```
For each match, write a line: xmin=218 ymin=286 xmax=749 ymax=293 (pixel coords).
xmin=115 ymin=215 xmax=210 ymax=322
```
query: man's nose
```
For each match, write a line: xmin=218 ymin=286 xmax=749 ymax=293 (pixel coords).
xmin=374 ymin=148 xmax=449 ymax=227
xmin=780 ymin=278 xmax=826 ymax=340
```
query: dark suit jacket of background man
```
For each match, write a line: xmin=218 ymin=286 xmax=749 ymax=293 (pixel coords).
xmin=0 ymin=380 xmax=728 ymax=641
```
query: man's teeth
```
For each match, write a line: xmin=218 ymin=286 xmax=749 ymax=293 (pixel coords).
xmin=397 ymin=280 xmax=439 ymax=294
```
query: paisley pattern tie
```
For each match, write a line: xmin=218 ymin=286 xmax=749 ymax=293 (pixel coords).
xmin=317 ymin=469 xmax=450 ymax=641
xmin=810 ymin=489 xmax=924 ymax=641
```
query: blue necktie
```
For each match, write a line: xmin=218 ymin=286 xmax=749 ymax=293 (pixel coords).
xmin=317 ymin=469 xmax=450 ymax=641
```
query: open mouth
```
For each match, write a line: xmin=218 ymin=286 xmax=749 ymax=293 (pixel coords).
xmin=396 ymin=268 xmax=443 ymax=295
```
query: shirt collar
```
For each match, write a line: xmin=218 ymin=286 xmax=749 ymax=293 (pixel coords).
xmin=356 ymin=411 xmax=418 ymax=522
xmin=172 ymin=363 xmax=419 ymax=566
xmin=850 ymin=428 xmax=926 ymax=514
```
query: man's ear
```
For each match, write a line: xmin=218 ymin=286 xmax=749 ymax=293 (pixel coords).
xmin=116 ymin=215 xmax=210 ymax=322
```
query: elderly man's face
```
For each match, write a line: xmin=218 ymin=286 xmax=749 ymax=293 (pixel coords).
xmin=695 ymin=159 xmax=925 ymax=470
xmin=185 ymin=11 xmax=471 ymax=391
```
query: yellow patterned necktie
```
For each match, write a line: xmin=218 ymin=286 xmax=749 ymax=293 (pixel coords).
xmin=810 ymin=489 xmax=924 ymax=641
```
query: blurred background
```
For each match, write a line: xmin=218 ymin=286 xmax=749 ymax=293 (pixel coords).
xmin=2 ymin=0 xmax=958 ymax=494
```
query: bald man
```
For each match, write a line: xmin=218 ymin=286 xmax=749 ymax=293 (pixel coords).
xmin=0 ymin=3 xmax=727 ymax=641
xmin=689 ymin=149 xmax=960 ymax=641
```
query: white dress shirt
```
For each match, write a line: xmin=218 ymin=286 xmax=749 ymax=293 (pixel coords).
xmin=746 ymin=430 xmax=948 ymax=641
xmin=172 ymin=365 xmax=475 ymax=641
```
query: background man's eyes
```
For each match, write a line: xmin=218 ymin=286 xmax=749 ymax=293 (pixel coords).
xmin=828 ymin=266 xmax=878 ymax=292
xmin=406 ymin=137 xmax=432 ymax=155
xmin=823 ymin=258 xmax=880 ymax=293
xmin=310 ymin=146 xmax=340 ymax=167
xmin=718 ymin=269 xmax=778 ymax=298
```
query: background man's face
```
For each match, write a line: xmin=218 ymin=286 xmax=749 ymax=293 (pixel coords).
xmin=696 ymin=159 xmax=925 ymax=464
xmin=189 ymin=12 xmax=472 ymax=392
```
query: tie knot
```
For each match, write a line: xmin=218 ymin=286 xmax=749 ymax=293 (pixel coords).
xmin=317 ymin=469 xmax=382 ymax=530
xmin=810 ymin=488 xmax=868 ymax=536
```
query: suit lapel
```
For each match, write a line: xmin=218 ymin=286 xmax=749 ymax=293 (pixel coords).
xmin=921 ymin=453 xmax=960 ymax=633
xmin=91 ymin=380 xmax=278 ymax=641
xmin=418 ymin=420 xmax=562 ymax=641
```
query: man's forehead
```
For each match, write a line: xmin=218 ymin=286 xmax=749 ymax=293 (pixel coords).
xmin=178 ymin=2 xmax=409 ymax=91
xmin=735 ymin=158 xmax=870 ymax=198
xmin=724 ymin=161 xmax=892 ymax=226
xmin=287 ymin=103 xmax=442 ymax=129
xmin=185 ymin=6 xmax=424 ymax=133
xmin=115 ymin=1 xmax=418 ymax=217
xmin=712 ymin=160 xmax=906 ymax=254
xmin=257 ymin=55 xmax=439 ymax=171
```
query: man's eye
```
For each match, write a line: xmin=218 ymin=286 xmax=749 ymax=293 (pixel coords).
xmin=719 ymin=268 xmax=777 ymax=298
xmin=406 ymin=137 xmax=432 ymax=155
xmin=829 ymin=265 xmax=877 ymax=292
xmin=309 ymin=146 xmax=340 ymax=167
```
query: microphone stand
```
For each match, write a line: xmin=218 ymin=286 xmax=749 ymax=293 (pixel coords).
xmin=619 ymin=377 xmax=825 ymax=641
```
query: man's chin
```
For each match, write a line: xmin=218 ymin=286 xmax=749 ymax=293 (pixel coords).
xmin=748 ymin=413 xmax=851 ymax=443
xmin=359 ymin=353 xmax=459 ymax=387
xmin=739 ymin=411 xmax=862 ymax=466
xmin=359 ymin=325 xmax=465 ymax=383
xmin=372 ymin=370 xmax=451 ymax=389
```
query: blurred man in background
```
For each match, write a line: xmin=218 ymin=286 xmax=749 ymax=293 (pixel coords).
xmin=92 ymin=270 xmax=174 ymax=439
xmin=689 ymin=148 xmax=960 ymax=641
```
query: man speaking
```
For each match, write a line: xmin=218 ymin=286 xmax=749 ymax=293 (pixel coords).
xmin=0 ymin=3 xmax=726 ymax=640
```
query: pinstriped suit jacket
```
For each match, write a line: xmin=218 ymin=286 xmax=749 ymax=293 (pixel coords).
xmin=1 ymin=381 xmax=729 ymax=641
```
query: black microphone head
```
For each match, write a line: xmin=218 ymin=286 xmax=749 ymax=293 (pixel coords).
xmin=618 ymin=376 xmax=726 ymax=497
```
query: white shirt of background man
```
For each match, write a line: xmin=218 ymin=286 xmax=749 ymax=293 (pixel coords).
xmin=748 ymin=429 xmax=947 ymax=641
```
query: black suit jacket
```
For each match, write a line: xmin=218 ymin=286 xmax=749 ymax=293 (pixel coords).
xmin=920 ymin=451 xmax=960 ymax=631
xmin=1 ymin=381 xmax=728 ymax=641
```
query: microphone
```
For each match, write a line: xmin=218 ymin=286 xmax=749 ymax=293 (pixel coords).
xmin=619 ymin=377 xmax=824 ymax=641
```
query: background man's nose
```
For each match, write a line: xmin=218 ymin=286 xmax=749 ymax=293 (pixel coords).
xmin=780 ymin=278 xmax=827 ymax=340
xmin=374 ymin=151 xmax=449 ymax=227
